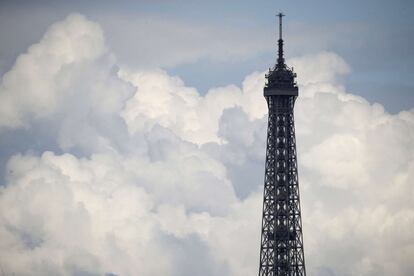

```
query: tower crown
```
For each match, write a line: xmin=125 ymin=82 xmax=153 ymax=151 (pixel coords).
xmin=264 ymin=13 xmax=298 ymax=97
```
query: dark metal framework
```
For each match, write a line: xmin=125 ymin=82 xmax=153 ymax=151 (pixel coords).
xmin=258 ymin=13 xmax=306 ymax=276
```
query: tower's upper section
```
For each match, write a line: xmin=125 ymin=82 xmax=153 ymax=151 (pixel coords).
xmin=264 ymin=13 xmax=298 ymax=97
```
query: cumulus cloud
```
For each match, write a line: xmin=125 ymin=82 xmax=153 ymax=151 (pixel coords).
xmin=0 ymin=14 xmax=106 ymax=128
xmin=0 ymin=13 xmax=413 ymax=276
xmin=119 ymin=69 xmax=266 ymax=144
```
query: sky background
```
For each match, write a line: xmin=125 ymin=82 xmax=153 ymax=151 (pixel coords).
xmin=0 ymin=1 xmax=413 ymax=276
xmin=1 ymin=0 xmax=413 ymax=112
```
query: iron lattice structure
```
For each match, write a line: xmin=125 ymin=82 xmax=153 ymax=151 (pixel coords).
xmin=258 ymin=13 xmax=306 ymax=276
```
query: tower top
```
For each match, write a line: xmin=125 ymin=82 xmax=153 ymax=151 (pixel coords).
xmin=264 ymin=12 xmax=298 ymax=97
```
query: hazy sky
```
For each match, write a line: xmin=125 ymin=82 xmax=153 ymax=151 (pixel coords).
xmin=0 ymin=1 xmax=413 ymax=276
xmin=1 ymin=0 xmax=413 ymax=112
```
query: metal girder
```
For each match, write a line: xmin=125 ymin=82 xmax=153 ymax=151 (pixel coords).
xmin=258 ymin=95 xmax=306 ymax=276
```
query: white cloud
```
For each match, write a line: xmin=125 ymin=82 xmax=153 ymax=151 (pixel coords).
xmin=290 ymin=51 xmax=351 ymax=87
xmin=0 ymin=13 xmax=413 ymax=276
xmin=119 ymin=69 xmax=267 ymax=145
xmin=0 ymin=14 xmax=107 ymax=128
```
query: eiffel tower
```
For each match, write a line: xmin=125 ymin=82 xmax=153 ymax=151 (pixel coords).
xmin=258 ymin=13 xmax=306 ymax=276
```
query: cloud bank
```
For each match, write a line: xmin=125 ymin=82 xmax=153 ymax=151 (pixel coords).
xmin=0 ymin=14 xmax=413 ymax=276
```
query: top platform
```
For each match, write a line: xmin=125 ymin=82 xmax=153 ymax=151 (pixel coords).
xmin=264 ymin=86 xmax=298 ymax=96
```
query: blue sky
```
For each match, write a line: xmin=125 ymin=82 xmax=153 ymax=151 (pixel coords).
xmin=1 ymin=0 xmax=413 ymax=112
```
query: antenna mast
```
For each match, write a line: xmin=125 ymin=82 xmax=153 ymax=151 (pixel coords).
xmin=277 ymin=12 xmax=285 ymax=67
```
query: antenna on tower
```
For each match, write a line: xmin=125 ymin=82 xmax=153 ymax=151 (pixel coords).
xmin=277 ymin=12 xmax=285 ymax=40
xmin=276 ymin=12 xmax=285 ymax=67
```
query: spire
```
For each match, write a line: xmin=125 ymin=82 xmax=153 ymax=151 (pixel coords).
xmin=277 ymin=12 xmax=285 ymax=67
